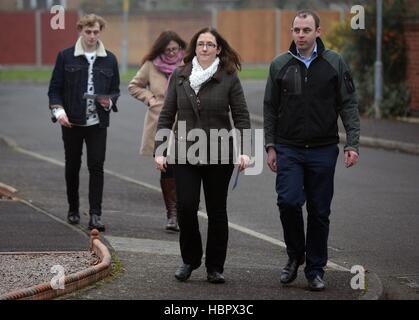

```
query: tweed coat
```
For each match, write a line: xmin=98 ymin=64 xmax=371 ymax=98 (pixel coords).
xmin=155 ymin=62 xmax=251 ymax=164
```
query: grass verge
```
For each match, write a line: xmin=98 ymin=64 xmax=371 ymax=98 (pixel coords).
xmin=0 ymin=66 xmax=269 ymax=82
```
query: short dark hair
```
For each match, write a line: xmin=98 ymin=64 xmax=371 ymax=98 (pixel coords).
xmin=293 ymin=10 xmax=320 ymax=29
xmin=184 ymin=27 xmax=241 ymax=74
xmin=141 ymin=31 xmax=187 ymax=65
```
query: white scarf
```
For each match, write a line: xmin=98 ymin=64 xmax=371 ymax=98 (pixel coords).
xmin=189 ymin=56 xmax=220 ymax=94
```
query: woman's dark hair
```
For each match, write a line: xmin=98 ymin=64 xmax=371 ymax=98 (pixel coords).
xmin=141 ymin=30 xmax=186 ymax=65
xmin=184 ymin=27 xmax=241 ymax=74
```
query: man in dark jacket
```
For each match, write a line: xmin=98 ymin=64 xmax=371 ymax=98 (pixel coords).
xmin=263 ymin=10 xmax=360 ymax=291
xmin=48 ymin=14 xmax=120 ymax=231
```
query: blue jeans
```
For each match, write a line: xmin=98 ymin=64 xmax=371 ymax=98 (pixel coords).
xmin=275 ymin=144 xmax=339 ymax=279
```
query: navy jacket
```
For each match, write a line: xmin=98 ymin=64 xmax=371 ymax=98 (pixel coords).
xmin=48 ymin=40 xmax=120 ymax=128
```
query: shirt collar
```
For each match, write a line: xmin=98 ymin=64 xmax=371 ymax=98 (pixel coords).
xmin=297 ymin=43 xmax=317 ymax=60
xmin=74 ymin=37 xmax=107 ymax=57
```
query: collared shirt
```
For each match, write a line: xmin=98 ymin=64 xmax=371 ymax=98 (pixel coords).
xmin=295 ymin=44 xmax=318 ymax=69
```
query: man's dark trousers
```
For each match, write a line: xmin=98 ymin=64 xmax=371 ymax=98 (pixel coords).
xmin=62 ymin=124 xmax=107 ymax=216
xmin=275 ymin=143 xmax=339 ymax=280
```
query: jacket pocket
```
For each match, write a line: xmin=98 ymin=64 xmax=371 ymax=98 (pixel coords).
xmin=64 ymin=65 xmax=82 ymax=85
xmin=97 ymin=68 xmax=114 ymax=93
xmin=343 ymin=71 xmax=355 ymax=94
xmin=64 ymin=65 xmax=83 ymax=118
xmin=281 ymin=65 xmax=302 ymax=96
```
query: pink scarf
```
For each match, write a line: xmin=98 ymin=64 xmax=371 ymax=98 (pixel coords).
xmin=153 ymin=50 xmax=184 ymax=77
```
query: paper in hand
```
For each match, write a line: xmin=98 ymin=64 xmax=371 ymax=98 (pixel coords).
xmin=83 ymin=93 xmax=120 ymax=100
xmin=232 ymin=165 xmax=241 ymax=190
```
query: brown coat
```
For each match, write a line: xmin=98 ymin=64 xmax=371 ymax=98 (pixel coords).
xmin=155 ymin=63 xmax=251 ymax=164
xmin=128 ymin=61 xmax=178 ymax=155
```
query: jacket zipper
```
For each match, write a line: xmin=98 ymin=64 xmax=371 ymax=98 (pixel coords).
xmin=196 ymin=97 xmax=201 ymax=111
xmin=195 ymin=77 xmax=213 ymax=112
xmin=302 ymin=63 xmax=308 ymax=147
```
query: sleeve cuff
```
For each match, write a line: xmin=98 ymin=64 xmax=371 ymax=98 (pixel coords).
xmin=52 ymin=108 xmax=66 ymax=120
xmin=265 ymin=143 xmax=276 ymax=153
xmin=344 ymin=146 xmax=359 ymax=154
xmin=106 ymin=99 xmax=113 ymax=111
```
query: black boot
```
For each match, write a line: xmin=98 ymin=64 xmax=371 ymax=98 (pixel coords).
xmin=88 ymin=214 xmax=105 ymax=232
xmin=67 ymin=211 xmax=80 ymax=225
xmin=160 ymin=178 xmax=179 ymax=232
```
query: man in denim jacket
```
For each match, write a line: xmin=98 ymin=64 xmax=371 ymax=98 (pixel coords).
xmin=48 ymin=14 xmax=120 ymax=231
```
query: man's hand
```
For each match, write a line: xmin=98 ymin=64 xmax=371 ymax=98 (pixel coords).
xmin=155 ymin=156 xmax=167 ymax=173
xmin=266 ymin=147 xmax=277 ymax=172
xmin=97 ymin=98 xmax=111 ymax=108
xmin=344 ymin=150 xmax=359 ymax=168
xmin=58 ymin=114 xmax=72 ymax=128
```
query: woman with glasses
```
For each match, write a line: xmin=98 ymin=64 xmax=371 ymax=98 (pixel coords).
xmin=129 ymin=31 xmax=186 ymax=232
xmin=154 ymin=27 xmax=251 ymax=284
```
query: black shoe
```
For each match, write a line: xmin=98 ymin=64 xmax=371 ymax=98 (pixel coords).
xmin=67 ymin=211 xmax=80 ymax=225
xmin=207 ymin=271 xmax=225 ymax=284
xmin=308 ymin=275 xmax=325 ymax=291
xmin=88 ymin=214 xmax=105 ymax=232
xmin=280 ymin=256 xmax=305 ymax=284
xmin=175 ymin=264 xmax=194 ymax=281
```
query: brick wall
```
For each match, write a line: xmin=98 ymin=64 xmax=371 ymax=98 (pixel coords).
xmin=0 ymin=10 xmax=79 ymax=65
xmin=41 ymin=11 xmax=79 ymax=64
xmin=0 ymin=12 xmax=36 ymax=64
xmin=405 ymin=21 xmax=419 ymax=112
xmin=1 ymin=9 xmax=344 ymax=66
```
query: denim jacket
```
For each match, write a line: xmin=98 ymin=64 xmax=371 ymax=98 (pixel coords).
xmin=48 ymin=38 xmax=120 ymax=128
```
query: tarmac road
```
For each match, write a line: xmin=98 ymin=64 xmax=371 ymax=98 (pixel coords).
xmin=1 ymin=82 xmax=419 ymax=299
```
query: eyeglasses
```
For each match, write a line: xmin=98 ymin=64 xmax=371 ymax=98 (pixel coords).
xmin=84 ymin=30 xmax=100 ymax=36
xmin=197 ymin=42 xmax=217 ymax=49
xmin=165 ymin=47 xmax=180 ymax=54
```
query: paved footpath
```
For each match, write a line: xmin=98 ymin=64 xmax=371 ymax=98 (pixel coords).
xmin=0 ymin=138 xmax=379 ymax=302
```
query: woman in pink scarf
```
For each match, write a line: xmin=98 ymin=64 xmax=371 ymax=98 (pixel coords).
xmin=128 ymin=31 xmax=186 ymax=232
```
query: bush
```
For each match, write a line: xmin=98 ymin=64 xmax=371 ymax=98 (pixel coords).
xmin=380 ymin=82 xmax=411 ymax=117
xmin=325 ymin=0 xmax=411 ymax=118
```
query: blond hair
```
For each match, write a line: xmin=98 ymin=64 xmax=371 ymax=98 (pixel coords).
xmin=76 ymin=14 xmax=106 ymax=31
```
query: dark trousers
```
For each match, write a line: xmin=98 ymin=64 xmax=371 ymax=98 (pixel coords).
xmin=62 ymin=125 xmax=107 ymax=216
xmin=161 ymin=163 xmax=174 ymax=179
xmin=275 ymin=144 xmax=339 ymax=279
xmin=173 ymin=164 xmax=234 ymax=273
